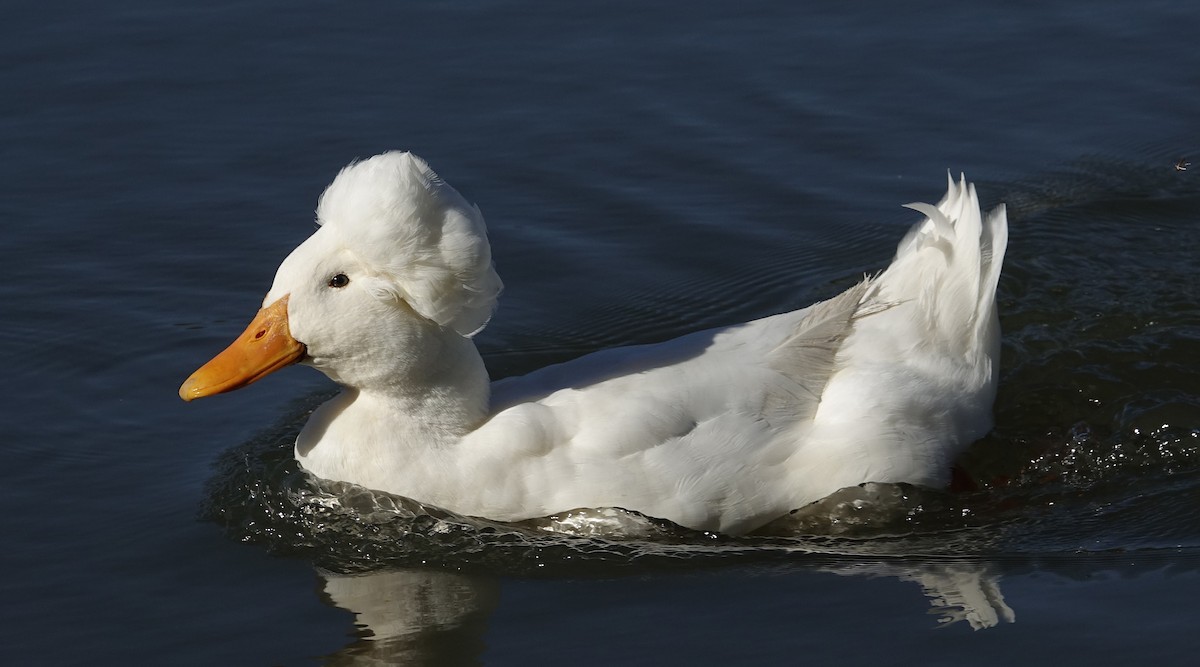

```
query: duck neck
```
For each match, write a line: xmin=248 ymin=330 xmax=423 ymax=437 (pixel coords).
xmin=294 ymin=332 xmax=491 ymax=491
xmin=368 ymin=330 xmax=492 ymax=437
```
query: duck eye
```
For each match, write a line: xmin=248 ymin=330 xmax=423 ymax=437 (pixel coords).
xmin=327 ymin=273 xmax=350 ymax=288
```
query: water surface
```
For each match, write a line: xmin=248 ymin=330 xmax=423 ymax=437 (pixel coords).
xmin=3 ymin=1 xmax=1199 ymax=664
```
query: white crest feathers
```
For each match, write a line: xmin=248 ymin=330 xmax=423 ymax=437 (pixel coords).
xmin=315 ymin=152 xmax=503 ymax=336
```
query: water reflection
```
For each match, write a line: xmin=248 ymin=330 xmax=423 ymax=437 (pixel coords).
xmin=822 ymin=560 xmax=1014 ymax=630
xmin=318 ymin=568 xmax=499 ymax=666
xmin=316 ymin=559 xmax=1012 ymax=664
xmin=910 ymin=564 xmax=1014 ymax=629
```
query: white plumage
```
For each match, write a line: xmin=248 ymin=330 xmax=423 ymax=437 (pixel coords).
xmin=181 ymin=151 xmax=1008 ymax=536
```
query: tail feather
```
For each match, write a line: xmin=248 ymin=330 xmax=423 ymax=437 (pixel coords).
xmin=977 ymin=203 xmax=1008 ymax=341
xmin=877 ymin=175 xmax=1007 ymax=357
xmin=799 ymin=175 xmax=1007 ymax=492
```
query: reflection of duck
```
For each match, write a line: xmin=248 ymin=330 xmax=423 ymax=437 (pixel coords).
xmin=181 ymin=152 xmax=1007 ymax=535
xmin=315 ymin=559 xmax=1012 ymax=665
xmin=319 ymin=569 xmax=498 ymax=666
xmin=907 ymin=564 xmax=1015 ymax=629
xmin=824 ymin=561 xmax=1015 ymax=630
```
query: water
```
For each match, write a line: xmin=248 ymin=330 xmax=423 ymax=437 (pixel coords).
xmin=3 ymin=1 xmax=1199 ymax=664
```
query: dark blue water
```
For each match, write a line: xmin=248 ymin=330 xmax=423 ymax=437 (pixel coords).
xmin=4 ymin=1 xmax=1199 ymax=664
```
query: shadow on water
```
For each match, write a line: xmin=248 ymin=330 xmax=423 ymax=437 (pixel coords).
xmin=198 ymin=156 xmax=1200 ymax=658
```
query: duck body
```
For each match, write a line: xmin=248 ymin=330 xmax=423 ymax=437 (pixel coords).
xmin=182 ymin=152 xmax=1008 ymax=535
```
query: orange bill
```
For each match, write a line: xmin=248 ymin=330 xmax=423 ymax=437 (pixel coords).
xmin=179 ymin=295 xmax=305 ymax=401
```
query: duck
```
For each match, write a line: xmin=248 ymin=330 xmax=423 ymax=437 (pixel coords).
xmin=180 ymin=151 xmax=1008 ymax=536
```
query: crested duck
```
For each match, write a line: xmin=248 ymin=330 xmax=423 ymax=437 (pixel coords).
xmin=180 ymin=152 xmax=1007 ymax=535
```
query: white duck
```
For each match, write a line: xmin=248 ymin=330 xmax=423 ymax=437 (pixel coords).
xmin=180 ymin=152 xmax=1007 ymax=535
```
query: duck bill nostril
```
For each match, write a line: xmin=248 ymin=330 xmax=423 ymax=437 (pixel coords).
xmin=178 ymin=294 xmax=305 ymax=401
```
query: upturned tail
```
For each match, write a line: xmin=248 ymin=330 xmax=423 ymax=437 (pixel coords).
xmin=876 ymin=174 xmax=1008 ymax=359
xmin=784 ymin=176 xmax=1008 ymax=497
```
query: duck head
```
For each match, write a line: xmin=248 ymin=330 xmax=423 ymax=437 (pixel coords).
xmin=179 ymin=151 xmax=502 ymax=400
